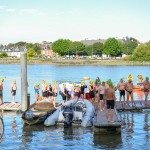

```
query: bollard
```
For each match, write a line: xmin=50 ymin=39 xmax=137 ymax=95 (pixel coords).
xmin=21 ymin=52 xmax=28 ymax=112
xmin=27 ymin=93 xmax=30 ymax=109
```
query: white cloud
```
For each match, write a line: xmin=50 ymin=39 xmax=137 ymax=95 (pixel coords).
xmin=6 ymin=8 xmax=16 ymax=12
xmin=0 ymin=5 xmax=6 ymax=10
xmin=38 ymin=12 xmax=47 ymax=17
xmin=21 ymin=9 xmax=37 ymax=14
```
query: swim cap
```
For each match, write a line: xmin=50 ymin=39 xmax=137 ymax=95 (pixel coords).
xmin=109 ymin=82 xmax=113 ymax=87
xmin=146 ymin=77 xmax=149 ymax=80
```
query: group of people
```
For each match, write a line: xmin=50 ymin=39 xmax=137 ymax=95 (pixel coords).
xmin=0 ymin=79 xmax=17 ymax=105
xmin=34 ymin=75 xmax=150 ymax=122
xmin=34 ymin=80 xmax=58 ymax=108
xmin=117 ymin=76 xmax=150 ymax=107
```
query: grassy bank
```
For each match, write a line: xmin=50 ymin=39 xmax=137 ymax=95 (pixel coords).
xmin=0 ymin=58 xmax=150 ymax=66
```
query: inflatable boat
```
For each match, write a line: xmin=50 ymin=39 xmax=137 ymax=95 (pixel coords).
xmin=44 ymin=98 xmax=95 ymax=127
xmin=22 ymin=100 xmax=56 ymax=125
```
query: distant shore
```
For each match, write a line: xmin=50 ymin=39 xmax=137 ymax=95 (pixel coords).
xmin=0 ymin=58 xmax=150 ymax=66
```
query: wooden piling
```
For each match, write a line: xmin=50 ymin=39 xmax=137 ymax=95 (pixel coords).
xmin=21 ymin=52 xmax=28 ymax=112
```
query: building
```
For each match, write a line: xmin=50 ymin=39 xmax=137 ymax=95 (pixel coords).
xmin=0 ymin=46 xmax=27 ymax=58
xmin=41 ymin=41 xmax=54 ymax=58
xmin=80 ymin=39 xmax=105 ymax=46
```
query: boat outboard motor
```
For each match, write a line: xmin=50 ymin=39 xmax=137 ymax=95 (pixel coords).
xmin=62 ymin=106 xmax=74 ymax=128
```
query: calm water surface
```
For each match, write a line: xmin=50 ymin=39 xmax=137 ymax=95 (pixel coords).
xmin=1 ymin=111 xmax=150 ymax=149
xmin=0 ymin=64 xmax=150 ymax=102
xmin=0 ymin=65 xmax=150 ymax=149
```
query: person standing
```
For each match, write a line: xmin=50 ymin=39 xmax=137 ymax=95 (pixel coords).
xmin=61 ymin=84 xmax=67 ymax=104
xmin=143 ymin=77 xmax=150 ymax=107
xmin=117 ymin=78 xmax=126 ymax=105
xmin=104 ymin=82 xmax=116 ymax=122
xmin=42 ymin=80 xmax=48 ymax=99
xmin=0 ymin=81 xmax=3 ymax=104
xmin=11 ymin=80 xmax=17 ymax=104
xmin=98 ymin=81 xmax=105 ymax=111
xmin=125 ymin=79 xmax=135 ymax=107
xmin=48 ymin=83 xmax=53 ymax=100
xmin=88 ymin=81 xmax=95 ymax=103
xmin=95 ymin=77 xmax=100 ymax=86
xmin=52 ymin=82 xmax=58 ymax=108
xmin=34 ymin=82 xmax=40 ymax=102
xmin=80 ymin=81 xmax=87 ymax=98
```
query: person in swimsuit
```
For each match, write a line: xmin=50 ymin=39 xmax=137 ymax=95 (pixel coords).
xmin=104 ymin=82 xmax=116 ymax=122
xmin=70 ymin=83 xmax=75 ymax=99
xmin=42 ymin=80 xmax=48 ymax=99
xmin=143 ymin=77 xmax=150 ymax=107
xmin=88 ymin=81 xmax=95 ymax=103
xmin=47 ymin=83 xmax=53 ymax=100
xmin=98 ymin=81 xmax=105 ymax=111
xmin=74 ymin=85 xmax=80 ymax=98
xmin=125 ymin=79 xmax=135 ymax=107
xmin=34 ymin=82 xmax=40 ymax=102
xmin=61 ymin=84 xmax=67 ymax=104
xmin=80 ymin=81 xmax=87 ymax=98
xmin=95 ymin=77 xmax=100 ymax=86
xmin=117 ymin=78 xmax=126 ymax=105
xmin=10 ymin=80 xmax=17 ymax=104
xmin=52 ymin=82 xmax=57 ymax=108
xmin=95 ymin=82 xmax=100 ymax=103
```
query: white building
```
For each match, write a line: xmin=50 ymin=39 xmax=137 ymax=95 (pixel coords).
xmin=0 ymin=46 xmax=27 ymax=58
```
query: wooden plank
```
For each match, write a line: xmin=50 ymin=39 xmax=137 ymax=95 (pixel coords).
xmin=116 ymin=100 xmax=150 ymax=111
xmin=93 ymin=107 xmax=121 ymax=128
xmin=11 ymin=103 xmax=21 ymax=108
xmin=0 ymin=103 xmax=10 ymax=109
xmin=4 ymin=103 xmax=16 ymax=109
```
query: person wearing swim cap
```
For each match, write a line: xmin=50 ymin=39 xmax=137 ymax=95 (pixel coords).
xmin=117 ymin=78 xmax=126 ymax=106
xmin=10 ymin=80 xmax=17 ymax=104
xmin=143 ymin=76 xmax=150 ymax=107
xmin=104 ymin=82 xmax=116 ymax=122
xmin=34 ymin=82 xmax=40 ymax=102
xmin=125 ymin=79 xmax=135 ymax=107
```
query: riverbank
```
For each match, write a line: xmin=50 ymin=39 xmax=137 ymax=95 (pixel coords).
xmin=0 ymin=58 xmax=150 ymax=66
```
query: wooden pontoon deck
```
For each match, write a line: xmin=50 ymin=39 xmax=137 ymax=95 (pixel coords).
xmin=0 ymin=102 xmax=34 ymax=112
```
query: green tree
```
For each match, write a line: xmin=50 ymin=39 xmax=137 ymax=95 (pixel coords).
xmin=103 ymin=38 xmax=121 ymax=56
xmin=15 ymin=41 xmax=26 ymax=46
xmin=27 ymin=48 xmax=35 ymax=57
xmin=121 ymin=37 xmax=138 ymax=55
xmin=25 ymin=43 xmax=34 ymax=49
xmin=70 ymin=42 xmax=86 ymax=56
xmin=52 ymin=39 xmax=72 ymax=56
xmin=0 ymin=52 xmax=8 ymax=58
xmin=33 ymin=43 xmax=41 ymax=55
xmin=132 ymin=42 xmax=150 ymax=61
xmin=92 ymin=42 xmax=103 ymax=56
xmin=85 ymin=45 xmax=93 ymax=56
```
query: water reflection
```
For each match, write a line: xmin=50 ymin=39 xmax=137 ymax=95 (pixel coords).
xmin=1 ymin=111 xmax=150 ymax=149
xmin=22 ymin=124 xmax=45 ymax=149
xmin=63 ymin=126 xmax=86 ymax=140
xmin=12 ymin=116 xmax=17 ymax=133
xmin=93 ymin=133 xmax=122 ymax=149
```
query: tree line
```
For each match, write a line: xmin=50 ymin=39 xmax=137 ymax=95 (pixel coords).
xmin=52 ymin=37 xmax=139 ymax=57
xmin=1 ymin=37 xmax=150 ymax=61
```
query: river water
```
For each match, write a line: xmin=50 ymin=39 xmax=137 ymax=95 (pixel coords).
xmin=0 ymin=64 xmax=150 ymax=149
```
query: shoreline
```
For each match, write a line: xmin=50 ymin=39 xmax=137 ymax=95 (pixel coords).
xmin=0 ymin=58 xmax=150 ymax=66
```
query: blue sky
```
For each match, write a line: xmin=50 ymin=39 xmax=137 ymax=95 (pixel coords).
xmin=0 ymin=0 xmax=150 ymax=44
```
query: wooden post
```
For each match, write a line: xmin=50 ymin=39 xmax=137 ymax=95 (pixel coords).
xmin=21 ymin=52 xmax=28 ymax=112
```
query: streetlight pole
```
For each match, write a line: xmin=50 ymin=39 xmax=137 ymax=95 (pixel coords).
xmin=76 ymin=46 xmax=77 ymax=59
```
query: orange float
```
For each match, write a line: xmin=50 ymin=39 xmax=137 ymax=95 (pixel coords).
xmin=133 ymin=84 xmax=144 ymax=91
